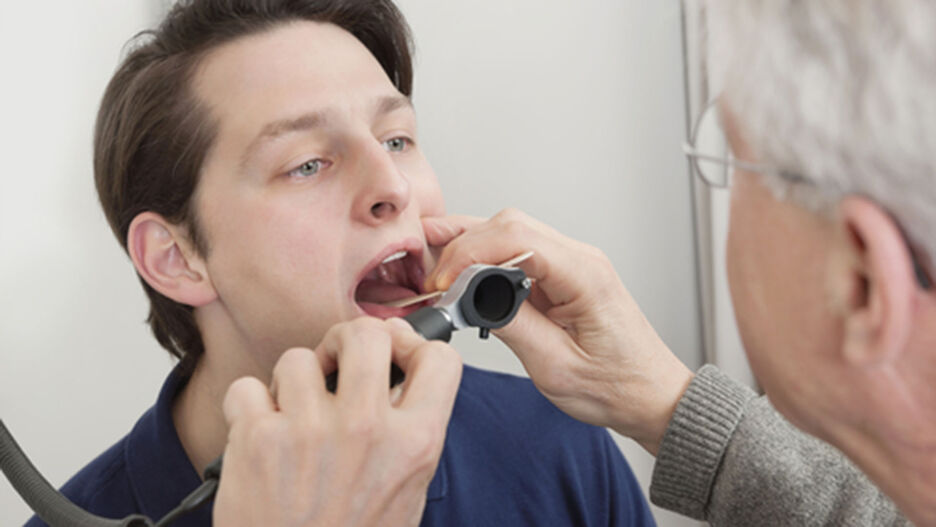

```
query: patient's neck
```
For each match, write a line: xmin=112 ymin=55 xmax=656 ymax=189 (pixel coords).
xmin=172 ymin=337 xmax=272 ymax=478
xmin=172 ymin=300 xmax=282 ymax=477
xmin=172 ymin=358 xmax=227 ymax=478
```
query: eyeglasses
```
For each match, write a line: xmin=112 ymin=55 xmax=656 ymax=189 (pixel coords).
xmin=683 ymin=98 xmax=932 ymax=290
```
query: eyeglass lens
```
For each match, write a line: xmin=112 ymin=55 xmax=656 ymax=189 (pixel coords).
xmin=692 ymin=103 xmax=732 ymax=188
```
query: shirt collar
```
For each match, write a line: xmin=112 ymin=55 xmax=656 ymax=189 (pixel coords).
xmin=125 ymin=366 xmax=447 ymax=523
xmin=125 ymin=367 xmax=211 ymax=525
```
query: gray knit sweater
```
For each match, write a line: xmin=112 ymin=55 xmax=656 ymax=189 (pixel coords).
xmin=648 ymin=365 xmax=910 ymax=526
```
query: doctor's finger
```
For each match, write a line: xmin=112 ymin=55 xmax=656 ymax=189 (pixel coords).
xmin=428 ymin=212 xmax=589 ymax=305
xmin=422 ymin=215 xmax=485 ymax=247
xmin=494 ymin=301 xmax=579 ymax=384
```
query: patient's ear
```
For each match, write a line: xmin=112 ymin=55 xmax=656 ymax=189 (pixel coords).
xmin=830 ymin=197 xmax=915 ymax=366
xmin=127 ymin=212 xmax=217 ymax=307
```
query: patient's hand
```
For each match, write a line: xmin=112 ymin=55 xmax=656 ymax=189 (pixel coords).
xmin=213 ymin=318 xmax=462 ymax=527
xmin=423 ymin=209 xmax=692 ymax=455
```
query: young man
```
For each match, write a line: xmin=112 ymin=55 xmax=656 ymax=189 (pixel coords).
xmin=26 ymin=1 xmax=654 ymax=525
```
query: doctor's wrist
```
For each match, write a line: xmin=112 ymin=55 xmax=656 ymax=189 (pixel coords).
xmin=616 ymin=358 xmax=694 ymax=457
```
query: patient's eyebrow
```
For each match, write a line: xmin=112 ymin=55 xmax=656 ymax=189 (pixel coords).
xmin=240 ymin=111 xmax=328 ymax=169
xmin=239 ymin=95 xmax=413 ymax=169
xmin=375 ymin=94 xmax=413 ymax=117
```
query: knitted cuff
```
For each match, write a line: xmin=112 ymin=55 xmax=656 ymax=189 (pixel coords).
xmin=649 ymin=364 xmax=755 ymax=519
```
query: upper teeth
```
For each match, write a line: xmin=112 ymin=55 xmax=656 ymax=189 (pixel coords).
xmin=382 ymin=250 xmax=407 ymax=264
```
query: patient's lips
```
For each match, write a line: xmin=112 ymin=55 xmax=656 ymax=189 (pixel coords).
xmin=355 ymin=247 xmax=430 ymax=318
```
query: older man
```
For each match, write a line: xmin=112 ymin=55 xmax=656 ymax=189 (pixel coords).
xmin=219 ymin=0 xmax=935 ymax=525
xmin=423 ymin=0 xmax=934 ymax=525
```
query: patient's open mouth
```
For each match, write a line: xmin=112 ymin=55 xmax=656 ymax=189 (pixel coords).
xmin=354 ymin=249 xmax=428 ymax=318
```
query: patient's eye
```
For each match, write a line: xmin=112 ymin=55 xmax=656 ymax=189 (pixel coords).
xmin=287 ymin=159 xmax=326 ymax=179
xmin=382 ymin=137 xmax=411 ymax=153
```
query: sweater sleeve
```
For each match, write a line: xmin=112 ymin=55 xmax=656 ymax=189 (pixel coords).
xmin=648 ymin=364 xmax=909 ymax=526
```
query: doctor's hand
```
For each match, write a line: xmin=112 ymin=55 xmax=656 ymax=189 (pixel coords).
xmin=213 ymin=318 xmax=462 ymax=527
xmin=424 ymin=209 xmax=692 ymax=455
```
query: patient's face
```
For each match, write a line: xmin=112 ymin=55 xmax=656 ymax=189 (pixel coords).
xmin=190 ymin=21 xmax=445 ymax=369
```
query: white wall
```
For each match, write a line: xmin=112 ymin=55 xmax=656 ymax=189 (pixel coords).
xmin=0 ymin=2 xmax=701 ymax=526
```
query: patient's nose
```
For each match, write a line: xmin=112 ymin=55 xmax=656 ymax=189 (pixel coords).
xmin=353 ymin=144 xmax=411 ymax=225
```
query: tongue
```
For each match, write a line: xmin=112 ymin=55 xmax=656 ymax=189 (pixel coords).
xmin=355 ymin=279 xmax=418 ymax=304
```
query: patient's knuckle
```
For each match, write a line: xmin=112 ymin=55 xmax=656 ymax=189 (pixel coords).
xmin=335 ymin=319 xmax=387 ymax=350
xmin=352 ymin=317 xmax=388 ymax=338
xmin=322 ymin=321 xmax=346 ymax=342
xmin=225 ymin=376 xmax=262 ymax=404
xmin=273 ymin=347 xmax=312 ymax=377
xmin=356 ymin=316 xmax=386 ymax=331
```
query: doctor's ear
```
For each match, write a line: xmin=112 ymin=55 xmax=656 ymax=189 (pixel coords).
xmin=127 ymin=212 xmax=217 ymax=308
xmin=830 ymin=197 xmax=916 ymax=366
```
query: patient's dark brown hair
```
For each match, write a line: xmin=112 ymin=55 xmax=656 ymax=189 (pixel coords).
xmin=94 ymin=0 xmax=414 ymax=375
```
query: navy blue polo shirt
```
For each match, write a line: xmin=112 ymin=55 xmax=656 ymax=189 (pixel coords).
xmin=26 ymin=366 xmax=654 ymax=526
